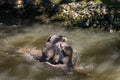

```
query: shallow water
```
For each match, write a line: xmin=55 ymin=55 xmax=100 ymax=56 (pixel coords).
xmin=0 ymin=24 xmax=120 ymax=80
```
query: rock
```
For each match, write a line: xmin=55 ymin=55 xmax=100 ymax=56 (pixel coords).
xmin=14 ymin=0 xmax=24 ymax=9
xmin=0 ymin=0 xmax=119 ymax=31
xmin=50 ymin=0 xmax=62 ymax=4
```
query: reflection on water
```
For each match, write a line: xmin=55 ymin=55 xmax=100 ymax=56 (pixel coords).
xmin=0 ymin=24 xmax=120 ymax=80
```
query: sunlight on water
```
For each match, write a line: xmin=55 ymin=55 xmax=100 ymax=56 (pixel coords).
xmin=0 ymin=24 xmax=120 ymax=80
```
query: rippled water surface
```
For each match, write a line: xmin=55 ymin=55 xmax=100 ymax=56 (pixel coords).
xmin=0 ymin=24 xmax=120 ymax=80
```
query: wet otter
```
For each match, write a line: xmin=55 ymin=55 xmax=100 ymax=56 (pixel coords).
xmin=42 ymin=35 xmax=73 ymax=69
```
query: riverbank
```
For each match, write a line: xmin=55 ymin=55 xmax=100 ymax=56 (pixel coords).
xmin=0 ymin=0 xmax=120 ymax=32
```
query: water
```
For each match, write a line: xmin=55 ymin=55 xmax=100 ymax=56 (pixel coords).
xmin=0 ymin=24 xmax=120 ymax=80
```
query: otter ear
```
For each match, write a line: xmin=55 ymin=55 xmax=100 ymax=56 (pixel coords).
xmin=47 ymin=36 xmax=51 ymax=42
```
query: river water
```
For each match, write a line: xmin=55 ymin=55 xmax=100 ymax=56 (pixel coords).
xmin=0 ymin=24 xmax=120 ymax=80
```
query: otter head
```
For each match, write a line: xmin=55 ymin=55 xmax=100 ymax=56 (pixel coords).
xmin=47 ymin=35 xmax=67 ymax=44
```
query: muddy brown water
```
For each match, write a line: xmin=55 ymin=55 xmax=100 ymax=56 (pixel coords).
xmin=0 ymin=24 xmax=120 ymax=80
